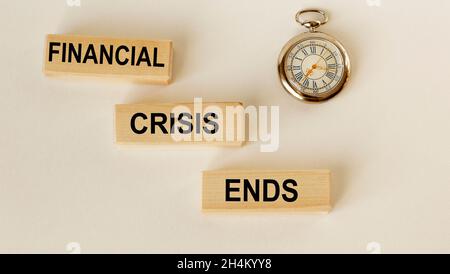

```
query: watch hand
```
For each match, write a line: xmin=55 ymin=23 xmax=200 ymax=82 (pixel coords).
xmin=315 ymin=57 xmax=323 ymax=65
xmin=303 ymin=63 xmax=321 ymax=79
xmin=313 ymin=65 xmax=327 ymax=71
xmin=312 ymin=56 xmax=324 ymax=68
xmin=298 ymin=68 xmax=314 ymax=85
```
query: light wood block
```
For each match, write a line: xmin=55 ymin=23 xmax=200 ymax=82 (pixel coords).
xmin=44 ymin=34 xmax=172 ymax=84
xmin=115 ymin=103 xmax=245 ymax=146
xmin=203 ymin=170 xmax=331 ymax=212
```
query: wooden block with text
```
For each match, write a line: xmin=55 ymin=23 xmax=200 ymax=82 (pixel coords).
xmin=203 ymin=170 xmax=331 ymax=212
xmin=115 ymin=102 xmax=245 ymax=146
xmin=44 ymin=34 xmax=172 ymax=84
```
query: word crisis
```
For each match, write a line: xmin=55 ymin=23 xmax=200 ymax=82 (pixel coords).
xmin=48 ymin=42 xmax=165 ymax=67
xmin=130 ymin=112 xmax=219 ymax=135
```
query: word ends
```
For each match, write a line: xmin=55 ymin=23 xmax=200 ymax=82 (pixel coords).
xmin=203 ymin=170 xmax=331 ymax=212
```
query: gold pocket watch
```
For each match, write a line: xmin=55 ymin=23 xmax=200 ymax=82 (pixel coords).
xmin=278 ymin=9 xmax=350 ymax=102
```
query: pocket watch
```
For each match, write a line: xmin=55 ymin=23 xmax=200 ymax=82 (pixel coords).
xmin=278 ymin=9 xmax=350 ymax=102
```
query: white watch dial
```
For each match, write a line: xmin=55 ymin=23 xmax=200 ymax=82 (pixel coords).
xmin=284 ymin=38 xmax=345 ymax=96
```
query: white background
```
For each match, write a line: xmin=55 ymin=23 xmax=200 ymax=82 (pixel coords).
xmin=0 ymin=0 xmax=449 ymax=253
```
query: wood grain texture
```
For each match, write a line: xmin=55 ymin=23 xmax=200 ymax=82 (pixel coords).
xmin=44 ymin=34 xmax=172 ymax=84
xmin=115 ymin=103 xmax=245 ymax=146
xmin=203 ymin=170 xmax=331 ymax=212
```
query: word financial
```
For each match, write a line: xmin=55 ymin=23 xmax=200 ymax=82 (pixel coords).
xmin=48 ymin=42 xmax=165 ymax=67
xmin=44 ymin=35 xmax=172 ymax=83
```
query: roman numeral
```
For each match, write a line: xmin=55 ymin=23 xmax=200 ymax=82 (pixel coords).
xmin=302 ymin=49 xmax=308 ymax=56
xmin=320 ymin=47 xmax=325 ymax=55
xmin=294 ymin=72 xmax=304 ymax=82
xmin=303 ymin=78 xmax=310 ymax=87
xmin=326 ymin=71 xmax=335 ymax=79
xmin=310 ymin=45 xmax=317 ymax=54
xmin=325 ymin=55 xmax=333 ymax=61
xmin=312 ymin=81 xmax=318 ymax=92
xmin=328 ymin=63 xmax=337 ymax=70
xmin=322 ymin=79 xmax=327 ymax=86
xmin=292 ymin=65 xmax=302 ymax=70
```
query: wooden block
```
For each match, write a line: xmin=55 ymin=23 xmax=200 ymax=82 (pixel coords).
xmin=44 ymin=34 xmax=172 ymax=84
xmin=115 ymin=102 xmax=245 ymax=146
xmin=203 ymin=170 xmax=331 ymax=212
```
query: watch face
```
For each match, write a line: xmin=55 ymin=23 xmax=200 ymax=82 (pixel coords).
xmin=280 ymin=35 xmax=349 ymax=102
